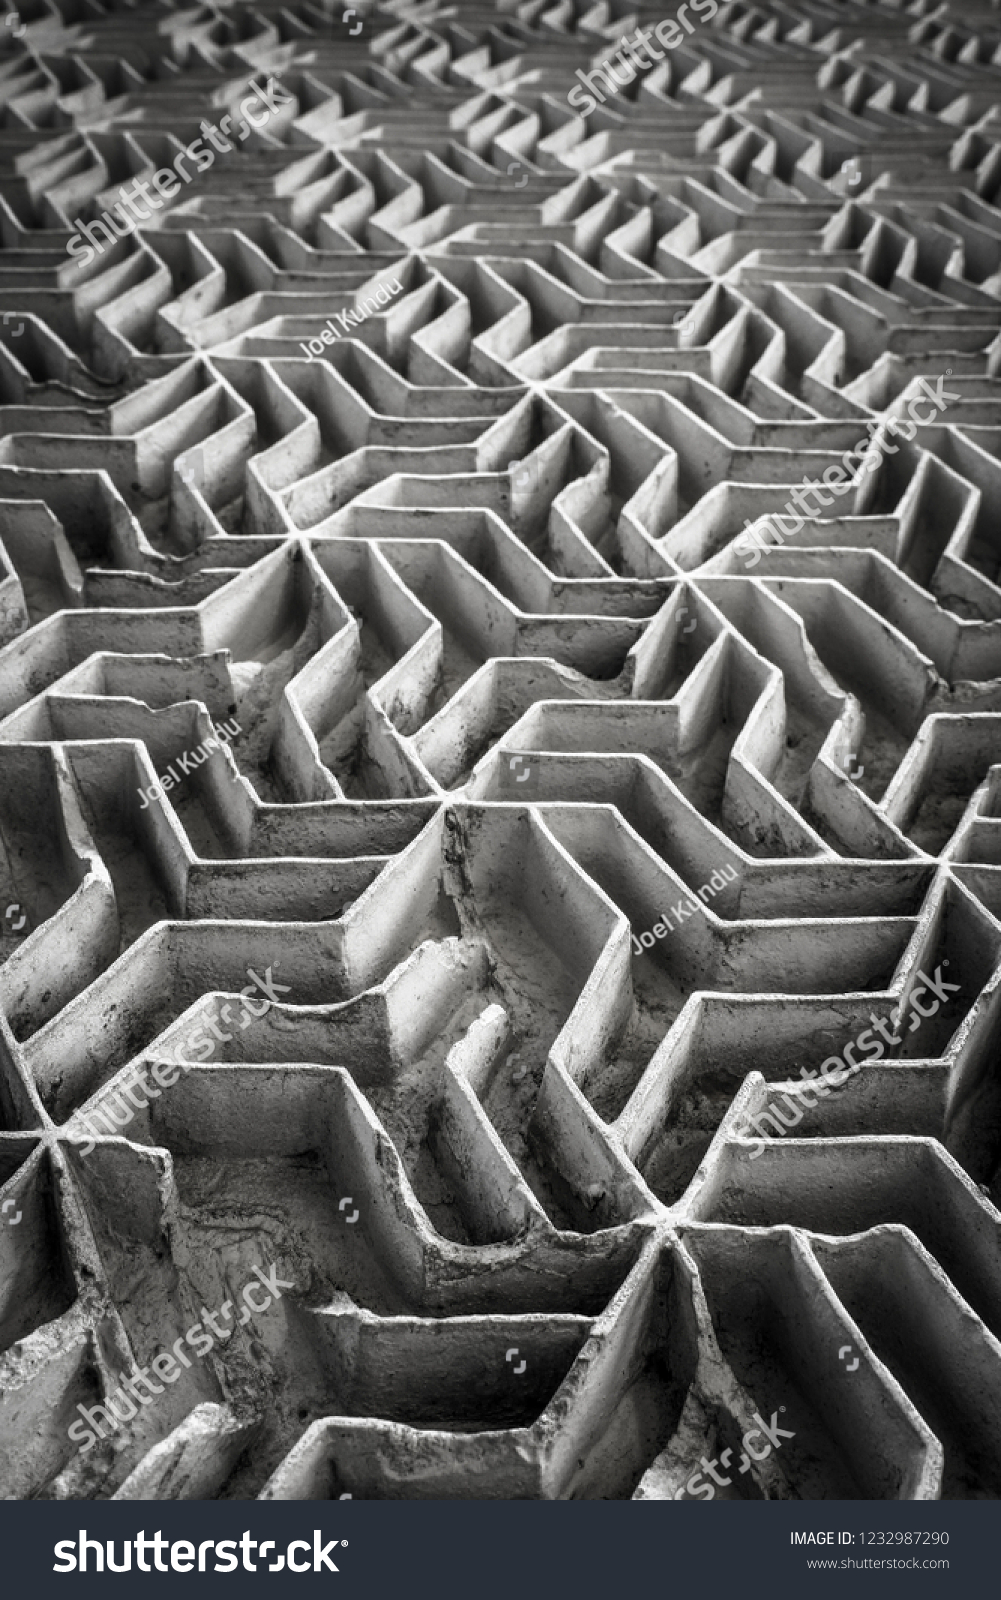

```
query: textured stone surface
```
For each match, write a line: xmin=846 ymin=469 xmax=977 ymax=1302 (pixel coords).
xmin=0 ymin=0 xmax=1001 ymax=1502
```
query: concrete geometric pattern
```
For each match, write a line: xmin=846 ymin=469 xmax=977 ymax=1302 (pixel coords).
xmin=2 ymin=0 xmax=1001 ymax=1502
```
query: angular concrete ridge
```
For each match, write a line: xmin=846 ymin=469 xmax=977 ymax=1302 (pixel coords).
xmin=0 ymin=0 xmax=999 ymax=1502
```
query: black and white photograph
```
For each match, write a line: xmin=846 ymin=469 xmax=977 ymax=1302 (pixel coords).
xmin=0 ymin=0 xmax=996 ymax=1588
